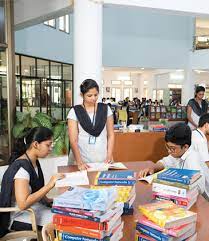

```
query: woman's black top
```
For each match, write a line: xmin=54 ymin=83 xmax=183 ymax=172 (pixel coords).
xmin=0 ymin=158 xmax=44 ymax=237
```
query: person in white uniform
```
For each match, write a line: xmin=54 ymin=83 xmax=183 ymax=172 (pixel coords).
xmin=138 ymin=123 xmax=209 ymax=200
xmin=0 ymin=127 xmax=64 ymax=236
xmin=67 ymin=79 xmax=114 ymax=170
xmin=191 ymin=113 xmax=209 ymax=168
xmin=187 ymin=86 xmax=208 ymax=130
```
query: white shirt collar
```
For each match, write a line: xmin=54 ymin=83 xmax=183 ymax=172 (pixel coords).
xmin=181 ymin=146 xmax=192 ymax=161
xmin=196 ymin=128 xmax=206 ymax=139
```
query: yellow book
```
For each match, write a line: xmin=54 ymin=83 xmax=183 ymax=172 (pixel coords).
xmin=138 ymin=200 xmax=197 ymax=229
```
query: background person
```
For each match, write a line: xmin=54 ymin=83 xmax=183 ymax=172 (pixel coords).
xmin=0 ymin=127 xmax=64 ymax=237
xmin=67 ymin=79 xmax=114 ymax=170
xmin=187 ymin=86 xmax=208 ymax=130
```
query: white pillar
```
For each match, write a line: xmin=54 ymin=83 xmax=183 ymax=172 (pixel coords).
xmin=74 ymin=0 xmax=103 ymax=104
xmin=181 ymin=69 xmax=195 ymax=105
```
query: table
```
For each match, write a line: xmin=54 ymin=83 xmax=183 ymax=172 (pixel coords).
xmin=113 ymin=132 xmax=167 ymax=163
xmin=58 ymin=162 xmax=209 ymax=241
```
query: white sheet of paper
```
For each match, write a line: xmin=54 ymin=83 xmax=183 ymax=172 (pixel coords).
xmin=138 ymin=174 xmax=155 ymax=184
xmin=55 ymin=170 xmax=89 ymax=187
xmin=87 ymin=163 xmax=109 ymax=172
xmin=108 ymin=162 xmax=128 ymax=170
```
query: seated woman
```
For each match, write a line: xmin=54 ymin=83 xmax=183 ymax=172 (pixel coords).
xmin=0 ymin=127 xmax=64 ymax=237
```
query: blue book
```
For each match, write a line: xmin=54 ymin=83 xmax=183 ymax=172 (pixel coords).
xmin=59 ymin=232 xmax=111 ymax=241
xmin=136 ymin=223 xmax=172 ymax=241
xmin=157 ymin=168 xmax=200 ymax=185
xmin=51 ymin=208 xmax=101 ymax=222
xmin=97 ymin=171 xmax=136 ymax=186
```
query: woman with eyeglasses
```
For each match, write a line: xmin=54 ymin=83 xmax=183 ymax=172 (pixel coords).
xmin=67 ymin=79 xmax=114 ymax=170
xmin=187 ymin=86 xmax=208 ymax=130
xmin=0 ymin=127 xmax=64 ymax=237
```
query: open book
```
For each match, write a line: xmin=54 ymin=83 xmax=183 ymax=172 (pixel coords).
xmin=55 ymin=170 xmax=89 ymax=187
xmin=138 ymin=170 xmax=165 ymax=184
xmin=87 ymin=162 xmax=128 ymax=172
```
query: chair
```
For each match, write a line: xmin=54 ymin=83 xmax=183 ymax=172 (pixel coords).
xmin=0 ymin=207 xmax=39 ymax=241
xmin=118 ymin=109 xmax=128 ymax=125
xmin=42 ymin=223 xmax=56 ymax=241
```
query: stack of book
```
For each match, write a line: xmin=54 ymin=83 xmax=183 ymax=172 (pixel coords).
xmin=136 ymin=200 xmax=197 ymax=241
xmin=152 ymin=168 xmax=200 ymax=210
xmin=95 ymin=170 xmax=137 ymax=215
xmin=52 ymin=186 xmax=124 ymax=241
xmin=150 ymin=124 xmax=167 ymax=132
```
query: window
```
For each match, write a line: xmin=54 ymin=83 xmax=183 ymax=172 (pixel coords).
xmin=44 ymin=19 xmax=56 ymax=28
xmin=124 ymin=88 xmax=133 ymax=100
xmin=124 ymin=80 xmax=133 ymax=85
xmin=15 ymin=54 xmax=73 ymax=120
xmin=59 ymin=15 xmax=70 ymax=33
xmin=111 ymin=88 xmax=121 ymax=102
xmin=111 ymin=80 xmax=121 ymax=85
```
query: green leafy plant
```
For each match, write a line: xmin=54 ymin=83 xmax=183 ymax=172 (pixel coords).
xmin=12 ymin=111 xmax=69 ymax=156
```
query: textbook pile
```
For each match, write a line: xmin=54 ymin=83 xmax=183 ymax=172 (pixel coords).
xmin=94 ymin=170 xmax=137 ymax=215
xmin=52 ymin=186 xmax=124 ymax=241
xmin=136 ymin=200 xmax=197 ymax=241
xmin=152 ymin=168 xmax=200 ymax=210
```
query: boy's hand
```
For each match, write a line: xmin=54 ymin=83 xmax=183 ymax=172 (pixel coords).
xmin=138 ymin=168 xmax=154 ymax=178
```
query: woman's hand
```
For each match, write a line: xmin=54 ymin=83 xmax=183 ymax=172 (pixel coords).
xmin=47 ymin=173 xmax=65 ymax=189
xmin=105 ymin=155 xmax=114 ymax=164
xmin=77 ymin=161 xmax=89 ymax=171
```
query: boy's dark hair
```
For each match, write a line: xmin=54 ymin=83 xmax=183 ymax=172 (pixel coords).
xmin=199 ymin=113 xmax=209 ymax=127
xmin=165 ymin=123 xmax=191 ymax=147
xmin=195 ymin=86 xmax=205 ymax=94
xmin=80 ymin=79 xmax=99 ymax=95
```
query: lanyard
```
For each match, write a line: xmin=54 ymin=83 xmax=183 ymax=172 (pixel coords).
xmin=196 ymin=129 xmax=204 ymax=138
xmin=83 ymin=103 xmax=96 ymax=127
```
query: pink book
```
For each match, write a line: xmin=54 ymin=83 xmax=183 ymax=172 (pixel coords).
xmin=138 ymin=215 xmax=195 ymax=237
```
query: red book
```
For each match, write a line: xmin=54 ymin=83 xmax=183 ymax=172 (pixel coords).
xmin=53 ymin=214 xmax=105 ymax=230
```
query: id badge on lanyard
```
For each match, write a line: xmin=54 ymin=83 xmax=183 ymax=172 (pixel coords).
xmin=89 ymin=135 xmax=96 ymax=144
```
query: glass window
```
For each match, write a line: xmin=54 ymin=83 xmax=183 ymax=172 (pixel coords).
xmin=21 ymin=56 xmax=36 ymax=76
xmin=124 ymin=80 xmax=133 ymax=85
xmin=124 ymin=88 xmax=133 ymax=100
xmin=59 ymin=15 xmax=70 ymax=33
xmin=63 ymin=64 xmax=72 ymax=80
xmin=15 ymin=54 xmax=20 ymax=75
xmin=37 ymin=59 xmax=49 ymax=78
xmin=44 ymin=19 xmax=56 ymax=28
xmin=51 ymin=61 xmax=62 ymax=79
xmin=16 ymin=77 xmax=20 ymax=107
xmin=0 ymin=50 xmax=7 ymax=74
xmin=51 ymin=80 xmax=63 ymax=120
xmin=0 ymin=48 xmax=8 ymax=163
xmin=111 ymin=88 xmax=121 ymax=102
xmin=22 ymin=78 xmax=40 ymax=107
xmin=0 ymin=1 xmax=5 ymax=44
xmin=65 ymin=81 xmax=72 ymax=108
xmin=111 ymin=80 xmax=121 ymax=85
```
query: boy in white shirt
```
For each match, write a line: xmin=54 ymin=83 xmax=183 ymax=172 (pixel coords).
xmin=138 ymin=123 xmax=209 ymax=200
xmin=191 ymin=113 xmax=209 ymax=167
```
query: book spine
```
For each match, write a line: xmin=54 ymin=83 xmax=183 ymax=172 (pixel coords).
xmin=53 ymin=215 xmax=104 ymax=230
xmin=98 ymin=179 xmax=136 ymax=186
xmin=152 ymin=183 xmax=187 ymax=198
xmin=57 ymin=226 xmax=103 ymax=239
xmin=53 ymin=206 xmax=100 ymax=217
xmin=157 ymin=174 xmax=190 ymax=185
xmin=153 ymin=194 xmax=189 ymax=206
xmin=52 ymin=208 xmax=101 ymax=222
xmin=59 ymin=232 xmax=103 ymax=241
xmin=136 ymin=224 xmax=170 ymax=241
xmin=154 ymin=179 xmax=190 ymax=190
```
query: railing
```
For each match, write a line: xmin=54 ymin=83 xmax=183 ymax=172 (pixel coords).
xmin=194 ymin=35 xmax=209 ymax=50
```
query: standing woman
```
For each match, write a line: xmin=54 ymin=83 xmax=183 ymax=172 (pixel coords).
xmin=187 ymin=86 xmax=208 ymax=130
xmin=67 ymin=79 xmax=114 ymax=170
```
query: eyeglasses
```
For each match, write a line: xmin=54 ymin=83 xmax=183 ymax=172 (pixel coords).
xmin=165 ymin=144 xmax=180 ymax=153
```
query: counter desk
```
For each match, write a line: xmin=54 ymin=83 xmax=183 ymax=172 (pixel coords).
xmin=113 ymin=132 xmax=167 ymax=163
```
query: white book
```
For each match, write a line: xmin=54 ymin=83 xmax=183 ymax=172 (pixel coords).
xmin=87 ymin=162 xmax=127 ymax=172
xmin=55 ymin=170 xmax=89 ymax=187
